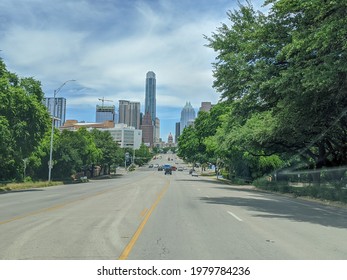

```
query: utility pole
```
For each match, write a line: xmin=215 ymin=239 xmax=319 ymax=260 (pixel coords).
xmin=48 ymin=79 xmax=75 ymax=182
xmin=125 ymin=152 xmax=129 ymax=172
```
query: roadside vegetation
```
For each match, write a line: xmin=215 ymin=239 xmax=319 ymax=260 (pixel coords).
xmin=0 ymin=59 xmax=152 ymax=186
xmin=0 ymin=180 xmax=63 ymax=192
xmin=177 ymin=0 xmax=347 ymax=203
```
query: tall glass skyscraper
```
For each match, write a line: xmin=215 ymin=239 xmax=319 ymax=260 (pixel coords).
xmin=145 ymin=71 xmax=156 ymax=125
xmin=180 ymin=101 xmax=196 ymax=134
xmin=43 ymin=97 xmax=66 ymax=128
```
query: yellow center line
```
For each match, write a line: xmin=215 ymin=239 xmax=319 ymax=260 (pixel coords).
xmin=118 ymin=181 xmax=170 ymax=260
xmin=140 ymin=208 xmax=149 ymax=218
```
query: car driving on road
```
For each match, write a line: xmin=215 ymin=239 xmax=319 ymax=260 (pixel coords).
xmin=163 ymin=164 xmax=172 ymax=175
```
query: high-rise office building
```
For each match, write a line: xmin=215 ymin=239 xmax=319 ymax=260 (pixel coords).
xmin=199 ymin=102 xmax=214 ymax=112
xmin=129 ymin=102 xmax=141 ymax=129
xmin=145 ymin=71 xmax=156 ymax=125
xmin=140 ymin=112 xmax=154 ymax=147
xmin=96 ymin=105 xmax=116 ymax=123
xmin=180 ymin=101 xmax=196 ymax=134
xmin=119 ymin=100 xmax=130 ymax=126
xmin=175 ymin=122 xmax=180 ymax=143
xmin=119 ymin=100 xmax=140 ymax=129
xmin=155 ymin=117 xmax=160 ymax=143
xmin=43 ymin=97 xmax=66 ymax=128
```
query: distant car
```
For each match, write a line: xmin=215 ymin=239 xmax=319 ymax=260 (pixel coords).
xmin=158 ymin=165 xmax=163 ymax=171
xmin=177 ymin=167 xmax=183 ymax=171
xmin=191 ymin=171 xmax=198 ymax=177
xmin=149 ymin=164 xmax=153 ymax=168
xmin=163 ymin=164 xmax=172 ymax=175
xmin=154 ymin=164 xmax=159 ymax=168
xmin=171 ymin=166 xmax=177 ymax=171
xmin=165 ymin=169 xmax=172 ymax=175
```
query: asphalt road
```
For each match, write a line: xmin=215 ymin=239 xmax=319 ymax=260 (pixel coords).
xmin=0 ymin=158 xmax=346 ymax=259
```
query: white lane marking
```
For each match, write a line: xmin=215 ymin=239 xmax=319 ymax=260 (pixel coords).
xmin=227 ymin=211 xmax=243 ymax=222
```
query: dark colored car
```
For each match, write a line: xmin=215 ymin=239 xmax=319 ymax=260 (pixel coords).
xmin=158 ymin=165 xmax=163 ymax=171
xmin=163 ymin=164 xmax=172 ymax=175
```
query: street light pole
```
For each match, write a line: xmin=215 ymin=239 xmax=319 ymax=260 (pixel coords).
xmin=48 ymin=80 xmax=75 ymax=182
xmin=133 ymin=145 xmax=135 ymax=165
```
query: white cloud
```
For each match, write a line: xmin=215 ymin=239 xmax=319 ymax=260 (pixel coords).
xmin=1 ymin=0 xmax=247 ymax=137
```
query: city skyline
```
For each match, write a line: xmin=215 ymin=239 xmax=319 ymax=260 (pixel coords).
xmin=44 ymin=93 xmax=210 ymax=141
xmin=0 ymin=1 xmax=268 ymax=139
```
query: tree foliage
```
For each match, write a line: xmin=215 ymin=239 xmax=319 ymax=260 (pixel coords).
xmin=177 ymin=102 xmax=227 ymax=165
xmin=0 ymin=59 xmax=50 ymax=180
xmin=179 ymin=0 xmax=347 ymax=183
xmin=134 ymin=144 xmax=152 ymax=166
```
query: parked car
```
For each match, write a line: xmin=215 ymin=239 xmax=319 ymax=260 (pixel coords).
xmin=149 ymin=164 xmax=153 ymax=168
xmin=177 ymin=167 xmax=183 ymax=171
xmin=158 ymin=165 xmax=163 ymax=171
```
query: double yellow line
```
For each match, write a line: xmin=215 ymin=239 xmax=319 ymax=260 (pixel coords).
xmin=118 ymin=180 xmax=170 ymax=260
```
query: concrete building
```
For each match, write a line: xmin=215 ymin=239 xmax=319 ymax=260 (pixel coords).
xmin=96 ymin=105 xmax=116 ymax=123
xmin=60 ymin=120 xmax=142 ymax=149
xmin=199 ymin=102 xmax=214 ymax=112
xmin=43 ymin=97 xmax=66 ymax=127
xmin=175 ymin=122 xmax=180 ymax=143
xmin=101 ymin=124 xmax=142 ymax=149
xmin=155 ymin=117 xmax=160 ymax=143
xmin=140 ymin=112 xmax=154 ymax=147
xmin=61 ymin=120 xmax=115 ymax=130
xmin=129 ymin=102 xmax=141 ymax=129
xmin=119 ymin=100 xmax=141 ymax=129
xmin=118 ymin=100 xmax=130 ymax=125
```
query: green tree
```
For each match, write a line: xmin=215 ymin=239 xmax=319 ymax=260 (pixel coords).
xmin=0 ymin=59 xmax=50 ymax=180
xmin=177 ymin=102 xmax=227 ymax=165
xmin=265 ymin=0 xmax=347 ymax=172
xmin=134 ymin=144 xmax=151 ymax=166
xmin=205 ymin=0 xmax=347 ymax=183
xmin=177 ymin=125 xmax=199 ymax=164
xmin=50 ymin=128 xmax=101 ymax=179
xmin=90 ymin=129 xmax=121 ymax=175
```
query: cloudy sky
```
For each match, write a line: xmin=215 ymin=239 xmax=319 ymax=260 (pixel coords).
xmin=0 ymin=0 xmax=266 ymax=140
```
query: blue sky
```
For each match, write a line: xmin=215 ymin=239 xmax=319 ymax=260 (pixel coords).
xmin=0 ymin=0 xmax=267 ymax=140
